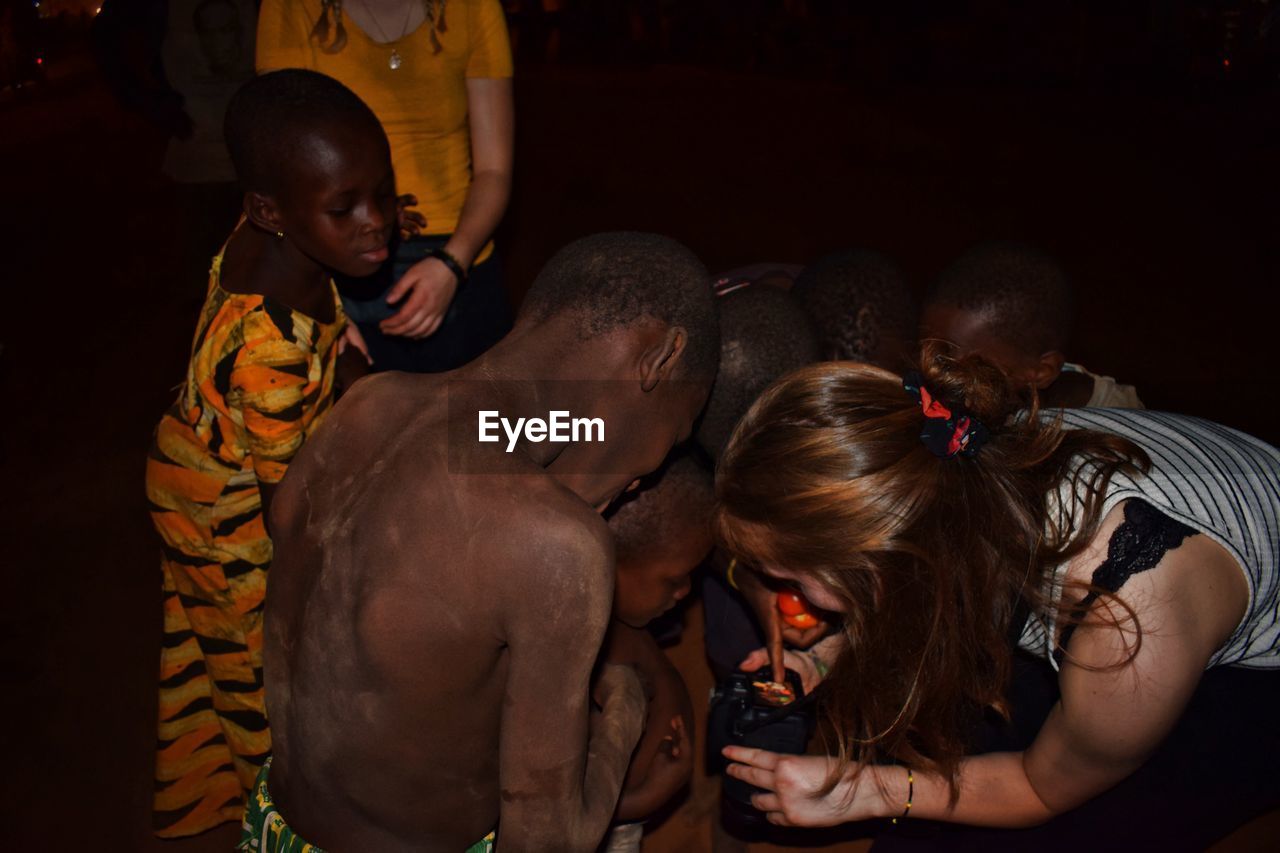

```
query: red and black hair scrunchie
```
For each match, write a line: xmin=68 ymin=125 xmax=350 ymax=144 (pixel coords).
xmin=902 ymin=371 xmax=990 ymax=459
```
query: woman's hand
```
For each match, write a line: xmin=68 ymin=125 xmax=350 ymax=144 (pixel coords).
xmin=739 ymin=647 xmax=826 ymax=695
xmin=739 ymin=630 xmax=844 ymax=694
xmin=722 ymin=747 xmax=889 ymax=827
xmin=380 ymin=255 xmax=460 ymax=339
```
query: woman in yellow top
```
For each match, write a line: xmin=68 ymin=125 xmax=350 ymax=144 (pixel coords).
xmin=146 ymin=69 xmax=392 ymax=838
xmin=257 ymin=0 xmax=514 ymax=373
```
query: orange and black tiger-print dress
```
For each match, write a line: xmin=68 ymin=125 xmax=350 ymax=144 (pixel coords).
xmin=145 ymin=247 xmax=344 ymax=838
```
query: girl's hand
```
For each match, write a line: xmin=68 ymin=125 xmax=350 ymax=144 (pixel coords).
xmin=338 ymin=322 xmax=373 ymax=365
xmin=397 ymin=194 xmax=426 ymax=240
xmin=722 ymin=746 xmax=882 ymax=827
xmin=380 ymin=255 xmax=460 ymax=339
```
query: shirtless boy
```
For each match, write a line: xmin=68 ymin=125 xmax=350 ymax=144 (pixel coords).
xmin=250 ymin=232 xmax=719 ymax=852
xmin=603 ymin=451 xmax=715 ymax=837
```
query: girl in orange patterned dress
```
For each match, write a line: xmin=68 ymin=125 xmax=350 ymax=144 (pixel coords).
xmin=145 ymin=69 xmax=397 ymax=838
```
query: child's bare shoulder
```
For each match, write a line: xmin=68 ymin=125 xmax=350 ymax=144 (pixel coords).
xmin=489 ymin=478 xmax=613 ymax=572
xmin=450 ymin=479 xmax=614 ymax=627
xmin=339 ymin=370 xmax=440 ymax=413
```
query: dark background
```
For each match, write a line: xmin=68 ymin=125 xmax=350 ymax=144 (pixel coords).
xmin=1 ymin=2 xmax=1277 ymax=849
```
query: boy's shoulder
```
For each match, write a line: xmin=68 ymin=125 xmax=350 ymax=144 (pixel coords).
xmin=1057 ymin=363 xmax=1144 ymax=409
xmin=433 ymin=478 xmax=615 ymax=636
xmin=481 ymin=476 xmax=613 ymax=573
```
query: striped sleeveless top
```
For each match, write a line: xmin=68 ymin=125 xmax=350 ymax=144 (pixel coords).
xmin=1018 ymin=408 xmax=1280 ymax=670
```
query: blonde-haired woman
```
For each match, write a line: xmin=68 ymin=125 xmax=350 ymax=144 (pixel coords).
xmin=257 ymin=0 xmax=513 ymax=372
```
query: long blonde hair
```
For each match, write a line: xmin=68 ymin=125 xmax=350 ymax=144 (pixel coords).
xmin=311 ymin=0 xmax=449 ymax=55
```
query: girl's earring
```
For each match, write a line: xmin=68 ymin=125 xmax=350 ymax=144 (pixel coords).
xmin=276 ymin=231 xmax=285 ymax=239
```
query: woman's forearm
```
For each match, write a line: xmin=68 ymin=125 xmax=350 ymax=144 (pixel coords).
xmin=898 ymin=751 xmax=1057 ymax=829
xmin=727 ymin=747 xmax=1058 ymax=829
xmin=443 ymin=168 xmax=510 ymax=268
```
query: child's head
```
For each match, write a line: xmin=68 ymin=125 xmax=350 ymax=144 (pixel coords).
xmin=224 ymin=69 xmax=396 ymax=279
xmin=518 ymin=232 xmax=719 ymax=383
xmin=518 ymin=232 xmax=720 ymax=505
xmin=791 ymin=249 xmax=917 ymax=368
xmin=608 ymin=452 xmax=715 ymax=628
xmin=921 ymin=242 xmax=1074 ymax=391
xmin=695 ymin=284 xmax=820 ymax=461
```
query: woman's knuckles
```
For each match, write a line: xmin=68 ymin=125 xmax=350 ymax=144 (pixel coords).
xmin=774 ymin=756 xmax=809 ymax=788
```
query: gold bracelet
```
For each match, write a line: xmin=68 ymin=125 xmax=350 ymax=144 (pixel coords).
xmin=725 ymin=557 xmax=740 ymax=590
xmin=891 ymin=767 xmax=914 ymax=825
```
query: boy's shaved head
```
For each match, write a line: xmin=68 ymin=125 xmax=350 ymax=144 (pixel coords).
xmin=925 ymin=241 xmax=1074 ymax=355
xmin=791 ymin=249 xmax=917 ymax=366
xmin=519 ymin=232 xmax=720 ymax=380
xmin=608 ymin=451 xmax=715 ymax=627
xmin=696 ymin=285 xmax=820 ymax=461
xmin=610 ymin=452 xmax=715 ymax=565
xmin=224 ymin=69 xmax=386 ymax=195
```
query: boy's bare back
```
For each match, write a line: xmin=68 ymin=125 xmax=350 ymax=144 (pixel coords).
xmin=258 ymin=231 xmax=719 ymax=850
xmin=263 ymin=372 xmax=641 ymax=852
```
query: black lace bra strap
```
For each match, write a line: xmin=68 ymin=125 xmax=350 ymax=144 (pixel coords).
xmin=1053 ymin=500 xmax=1199 ymax=667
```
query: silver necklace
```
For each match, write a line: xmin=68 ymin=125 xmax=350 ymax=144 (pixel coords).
xmin=361 ymin=0 xmax=414 ymax=70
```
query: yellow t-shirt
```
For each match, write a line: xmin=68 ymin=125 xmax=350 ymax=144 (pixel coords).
xmin=255 ymin=0 xmax=512 ymax=262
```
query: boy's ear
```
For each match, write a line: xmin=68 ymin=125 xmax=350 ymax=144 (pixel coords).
xmin=244 ymin=191 xmax=285 ymax=235
xmin=639 ymin=326 xmax=687 ymax=393
xmin=1031 ymin=350 xmax=1066 ymax=390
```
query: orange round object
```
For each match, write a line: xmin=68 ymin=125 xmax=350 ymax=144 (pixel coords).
xmin=777 ymin=591 xmax=808 ymax=616
xmin=784 ymin=612 xmax=819 ymax=630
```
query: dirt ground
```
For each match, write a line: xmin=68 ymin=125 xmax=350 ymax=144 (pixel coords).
xmin=2 ymin=40 xmax=1278 ymax=852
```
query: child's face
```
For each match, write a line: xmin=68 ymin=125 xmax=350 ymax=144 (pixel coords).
xmin=614 ymin=532 xmax=705 ymax=628
xmin=919 ymin=303 xmax=1042 ymax=385
xmin=274 ymin=126 xmax=398 ymax=279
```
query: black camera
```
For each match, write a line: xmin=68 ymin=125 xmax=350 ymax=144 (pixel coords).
xmin=707 ymin=669 xmax=815 ymax=807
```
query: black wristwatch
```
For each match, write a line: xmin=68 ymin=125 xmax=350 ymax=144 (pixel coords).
xmin=429 ymin=247 xmax=469 ymax=286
